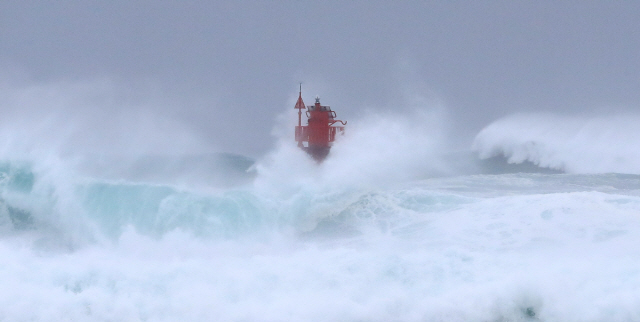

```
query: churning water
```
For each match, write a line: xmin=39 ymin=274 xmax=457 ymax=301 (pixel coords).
xmin=1 ymin=112 xmax=640 ymax=321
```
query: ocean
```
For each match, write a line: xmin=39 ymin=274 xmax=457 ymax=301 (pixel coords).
xmin=1 ymin=112 xmax=640 ymax=321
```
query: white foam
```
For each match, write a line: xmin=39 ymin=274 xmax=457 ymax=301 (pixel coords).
xmin=3 ymin=80 xmax=640 ymax=320
xmin=2 ymin=180 xmax=640 ymax=321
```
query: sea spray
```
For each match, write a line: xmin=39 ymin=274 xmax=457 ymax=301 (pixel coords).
xmin=255 ymin=106 xmax=451 ymax=196
xmin=3 ymin=171 xmax=640 ymax=320
xmin=1 ymin=83 xmax=640 ymax=320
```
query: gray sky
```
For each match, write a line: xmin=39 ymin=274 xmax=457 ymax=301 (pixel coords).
xmin=1 ymin=1 xmax=639 ymax=157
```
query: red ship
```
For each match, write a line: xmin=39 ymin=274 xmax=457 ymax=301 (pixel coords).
xmin=294 ymin=86 xmax=347 ymax=162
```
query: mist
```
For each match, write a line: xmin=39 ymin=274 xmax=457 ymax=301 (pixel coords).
xmin=5 ymin=3 xmax=640 ymax=321
xmin=1 ymin=1 xmax=639 ymax=158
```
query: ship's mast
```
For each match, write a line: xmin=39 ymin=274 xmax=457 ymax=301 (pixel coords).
xmin=297 ymin=84 xmax=302 ymax=128
xmin=294 ymin=83 xmax=306 ymax=147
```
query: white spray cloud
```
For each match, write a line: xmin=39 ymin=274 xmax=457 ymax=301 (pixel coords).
xmin=254 ymin=93 xmax=451 ymax=197
xmin=0 ymin=76 xmax=225 ymax=186
xmin=0 ymin=77 xmax=212 ymax=160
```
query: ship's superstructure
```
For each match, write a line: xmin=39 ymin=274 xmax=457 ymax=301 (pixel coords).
xmin=294 ymin=86 xmax=346 ymax=161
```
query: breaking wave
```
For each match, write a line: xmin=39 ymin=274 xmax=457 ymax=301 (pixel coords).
xmin=473 ymin=112 xmax=640 ymax=174
xmin=1 ymin=81 xmax=640 ymax=320
xmin=2 ymin=155 xmax=640 ymax=321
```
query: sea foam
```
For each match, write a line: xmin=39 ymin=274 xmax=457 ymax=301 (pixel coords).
xmin=2 ymin=81 xmax=640 ymax=321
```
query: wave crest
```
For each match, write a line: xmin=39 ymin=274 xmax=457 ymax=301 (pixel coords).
xmin=473 ymin=112 xmax=640 ymax=174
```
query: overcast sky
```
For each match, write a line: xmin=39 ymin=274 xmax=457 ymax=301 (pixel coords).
xmin=1 ymin=1 xmax=639 ymax=157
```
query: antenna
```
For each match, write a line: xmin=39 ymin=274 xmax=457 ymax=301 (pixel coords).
xmin=295 ymin=82 xmax=305 ymax=147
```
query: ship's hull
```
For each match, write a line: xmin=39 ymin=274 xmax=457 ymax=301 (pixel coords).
xmin=303 ymin=145 xmax=331 ymax=162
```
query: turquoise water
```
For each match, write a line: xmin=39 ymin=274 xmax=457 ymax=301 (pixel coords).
xmin=1 ymin=153 xmax=640 ymax=321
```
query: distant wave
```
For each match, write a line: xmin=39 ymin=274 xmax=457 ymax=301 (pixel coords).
xmin=473 ymin=112 xmax=640 ymax=174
